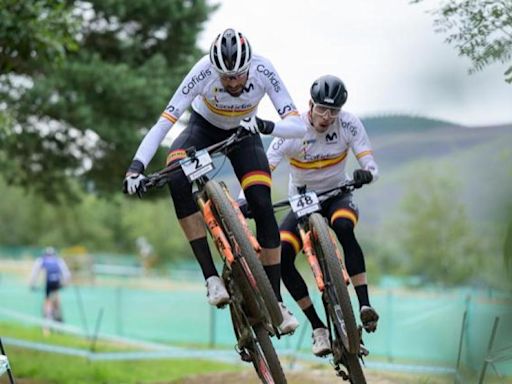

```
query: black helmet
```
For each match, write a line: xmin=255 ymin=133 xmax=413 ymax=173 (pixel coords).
xmin=310 ymin=75 xmax=348 ymax=108
xmin=209 ymin=28 xmax=252 ymax=75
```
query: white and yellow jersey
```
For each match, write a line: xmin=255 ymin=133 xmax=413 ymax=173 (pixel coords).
xmin=133 ymin=54 xmax=302 ymax=167
xmin=267 ymin=110 xmax=378 ymax=196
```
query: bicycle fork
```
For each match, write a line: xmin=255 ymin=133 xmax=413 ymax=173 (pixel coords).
xmin=198 ymin=197 xmax=235 ymax=266
xmin=299 ymin=227 xmax=325 ymax=291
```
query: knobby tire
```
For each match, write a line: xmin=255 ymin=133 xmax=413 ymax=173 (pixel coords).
xmin=309 ymin=213 xmax=360 ymax=354
xmin=343 ymin=349 xmax=367 ymax=384
xmin=254 ymin=324 xmax=287 ymax=384
xmin=205 ymin=180 xmax=283 ymax=327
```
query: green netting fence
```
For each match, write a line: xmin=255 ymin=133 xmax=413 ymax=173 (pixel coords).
xmin=1 ymin=267 xmax=510 ymax=377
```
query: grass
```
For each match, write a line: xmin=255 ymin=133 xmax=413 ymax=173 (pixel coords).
xmin=4 ymin=347 xmax=239 ymax=384
xmin=0 ymin=321 xmax=136 ymax=352
xmin=1 ymin=322 xmax=240 ymax=383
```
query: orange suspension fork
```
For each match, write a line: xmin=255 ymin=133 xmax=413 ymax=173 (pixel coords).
xmin=329 ymin=231 xmax=350 ymax=285
xmin=198 ymin=199 xmax=235 ymax=266
xmin=225 ymin=189 xmax=262 ymax=254
xmin=299 ymin=227 xmax=325 ymax=292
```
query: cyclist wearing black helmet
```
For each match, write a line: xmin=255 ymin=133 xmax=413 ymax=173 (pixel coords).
xmin=266 ymin=75 xmax=380 ymax=356
xmin=123 ymin=28 xmax=305 ymax=334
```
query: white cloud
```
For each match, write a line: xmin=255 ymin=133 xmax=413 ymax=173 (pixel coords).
xmin=198 ymin=0 xmax=512 ymax=126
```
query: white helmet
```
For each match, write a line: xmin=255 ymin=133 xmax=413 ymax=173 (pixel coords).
xmin=43 ymin=247 xmax=56 ymax=256
xmin=209 ymin=28 xmax=252 ymax=76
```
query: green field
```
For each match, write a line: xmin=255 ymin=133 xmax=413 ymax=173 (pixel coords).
xmin=1 ymin=322 xmax=239 ymax=384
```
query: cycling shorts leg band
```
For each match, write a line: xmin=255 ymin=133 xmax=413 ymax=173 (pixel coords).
xmin=229 ymin=138 xmax=280 ymax=248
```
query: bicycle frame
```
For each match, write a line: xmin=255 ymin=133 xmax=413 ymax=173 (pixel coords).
xmin=197 ymin=189 xmax=261 ymax=268
xmin=272 ymin=183 xmax=356 ymax=292
xmin=272 ymin=182 xmax=368 ymax=383
xmin=139 ymin=129 xmax=287 ymax=383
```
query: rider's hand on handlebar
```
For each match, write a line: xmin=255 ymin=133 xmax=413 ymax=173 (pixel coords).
xmin=123 ymin=159 xmax=148 ymax=195
xmin=123 ymin=173 xmax=147 ymax=195
xmin=353 ymin=169 xmax=373 ymax=189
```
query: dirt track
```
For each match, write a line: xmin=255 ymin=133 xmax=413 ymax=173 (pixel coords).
xmin=167 ymin=369 xmax=450 ymax=384
xmin=8 ymin=369 xmax=451 ymax=384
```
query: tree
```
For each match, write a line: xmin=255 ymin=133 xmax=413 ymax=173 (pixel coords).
xmin=398 ymin=165 xmax=482 ymax=284
xmin=0 ymin=0 xmax=216 ymax=201
xmin=413 ymin=0 xmax=512 ymax=83
xmin=0 ymin=0 xmax=79 ymax=74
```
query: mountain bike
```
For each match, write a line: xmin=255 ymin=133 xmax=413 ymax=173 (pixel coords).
xmin=272 ymin=182 xmax=368 ymax=384
xmin=138 ymin=128 xmax=287 ymax=384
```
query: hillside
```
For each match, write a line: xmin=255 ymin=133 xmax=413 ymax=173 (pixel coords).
xmin=362 ymin=114 xmax=461 ymax=136
xmin=216 ymin=115 xmax=512 ymax=230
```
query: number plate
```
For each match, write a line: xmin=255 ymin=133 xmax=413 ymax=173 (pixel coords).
xmin=289 ymin=192 xmax=320 ymax=218
xmin=180 ymin=150 xmax=214 ymax=181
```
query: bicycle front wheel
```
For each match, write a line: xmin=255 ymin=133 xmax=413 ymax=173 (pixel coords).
xmin=205 ymin=180 xmax=283 ymax=327
xmin=309 ymin=213 xmax=360 ymax=354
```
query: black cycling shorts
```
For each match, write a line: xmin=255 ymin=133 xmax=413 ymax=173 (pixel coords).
xmin=279 ymin=192 xmax=359 ymax=254
xmin=45 ymin=280 xmax=61 ymax=298
xmin=165 ymin=110 xmax=280 ymax=248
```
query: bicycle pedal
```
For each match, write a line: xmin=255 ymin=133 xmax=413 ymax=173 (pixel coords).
xmin=335 ymin=368 xmax=349 ymax=380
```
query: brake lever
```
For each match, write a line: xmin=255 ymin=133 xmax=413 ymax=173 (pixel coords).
xmin=136 ymin=177 xmax=154 ymax=199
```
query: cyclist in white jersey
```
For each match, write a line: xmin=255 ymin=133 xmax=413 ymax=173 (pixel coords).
xmin=266 ymin=75 xmax=379 ymax=356
xmin=123 ymin=28 xmax=305 ymax=334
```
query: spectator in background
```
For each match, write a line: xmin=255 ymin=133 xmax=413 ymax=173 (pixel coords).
xmin=29 ymin=247 xmax=71 ymax=334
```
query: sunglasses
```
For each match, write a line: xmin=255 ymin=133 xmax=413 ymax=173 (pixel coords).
xmin=219 ymin=71 xmax=249 ymax=81
xmin=312 ymin=103 xmax=341 ymax=118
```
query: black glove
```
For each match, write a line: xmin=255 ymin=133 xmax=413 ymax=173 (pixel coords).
xmin=353 ymin=169 xmax=373 ymax=188
xmin=255 ymin=117 xmax=275 ymax=135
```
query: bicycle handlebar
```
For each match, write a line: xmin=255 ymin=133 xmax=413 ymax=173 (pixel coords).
xmin=140 ymin=128 xmax=252 ymax=192
xmin=271 ymin=180 xmax=360 ymax=210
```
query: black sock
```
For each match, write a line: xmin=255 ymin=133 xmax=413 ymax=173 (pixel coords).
xmin=355 ymin=284 xmax=370 ymax=309
xmin=263 ymin=264 xmax=282 ymax=302
xmin=304 ymin=304 xmax=325 ymax=330
xmin=190 ymin=237 xmax=217 ymax=280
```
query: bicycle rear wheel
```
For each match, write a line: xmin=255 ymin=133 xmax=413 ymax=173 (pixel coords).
xmin=253 ymin=324 xmax=287 ymax=383
xmin=343 ymin=349 xmax=367 ymax=384
xmin=206 ymin=180 xmax=283 ymax=327
xmin=228 ymin=280 xmax=287 ymax=384
xmin=309 ymin=213 xmax=360 ymax=354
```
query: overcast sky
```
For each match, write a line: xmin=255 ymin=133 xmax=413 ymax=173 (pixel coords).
xmin=197 ymin=0 xmax=512 ymax=127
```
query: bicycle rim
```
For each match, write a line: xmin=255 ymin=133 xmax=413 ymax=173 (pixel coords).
xmin=205 ymin=180 xmax=283 ymax=327
xmin=309 ymin=213 xmax=360 ymax=354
